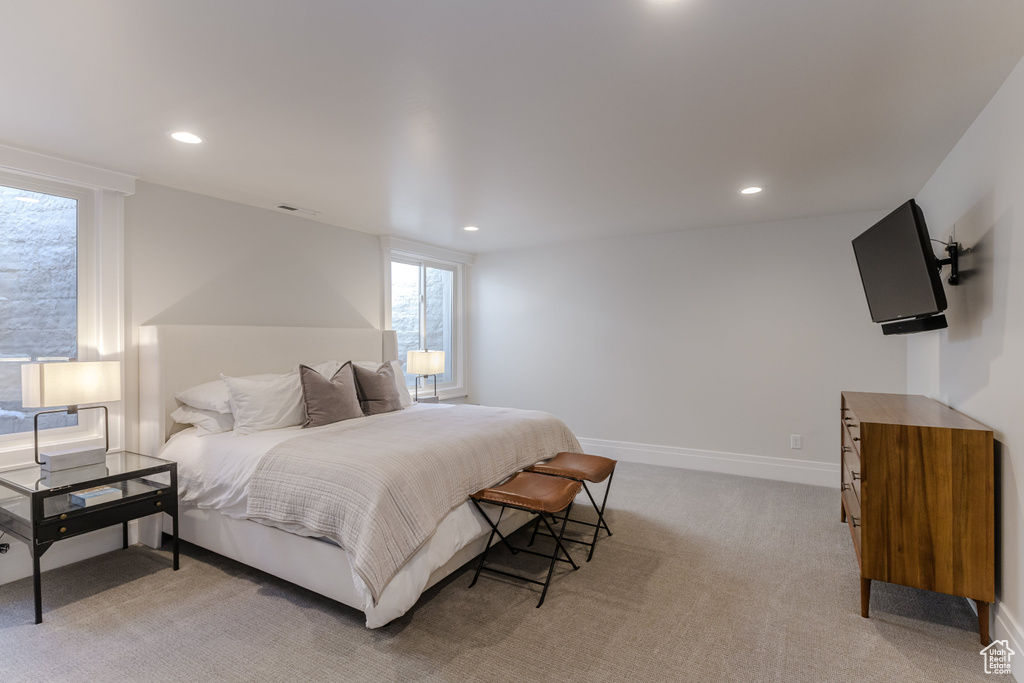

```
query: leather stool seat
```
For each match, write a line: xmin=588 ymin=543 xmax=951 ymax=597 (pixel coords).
xmin=471 ymin=472 xmax=582 ymax=514
xmin=525 ymin=451 xmax=617 ymax=562
xmin=527 ymin=451 xmax=616 ymax=483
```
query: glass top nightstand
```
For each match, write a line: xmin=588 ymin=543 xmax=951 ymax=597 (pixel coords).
xmin=0 ymin=450 xmax=179 ymax=624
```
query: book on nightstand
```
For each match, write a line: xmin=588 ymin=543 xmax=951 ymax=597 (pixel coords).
xmin=70 ymin=485 xmax=123 ymax=507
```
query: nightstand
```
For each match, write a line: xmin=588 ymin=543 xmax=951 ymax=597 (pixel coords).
xmin=0 ymin=451 xmax=179 ymax=624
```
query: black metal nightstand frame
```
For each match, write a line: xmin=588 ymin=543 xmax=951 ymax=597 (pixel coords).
xmin=0 ymin=451 xmax=179 ymax=624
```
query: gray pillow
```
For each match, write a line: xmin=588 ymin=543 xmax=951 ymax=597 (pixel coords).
xmin=298 ymin=363 xmax=363 ymax=428
xmin=352 ymin=362 xmax=404 ymax=415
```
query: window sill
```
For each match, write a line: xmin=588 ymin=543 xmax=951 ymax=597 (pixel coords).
xmin=409 ymin=387 xmax=467 ymax=402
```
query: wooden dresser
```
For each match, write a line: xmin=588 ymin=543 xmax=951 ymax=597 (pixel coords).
xmin=840 ymin=391 xmax=995 ymax=645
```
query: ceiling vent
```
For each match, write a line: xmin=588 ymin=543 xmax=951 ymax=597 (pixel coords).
xmin=275 ymin=203 xmax=320 ymax=217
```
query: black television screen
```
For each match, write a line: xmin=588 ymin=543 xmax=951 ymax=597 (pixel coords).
xmin=852 ymin=199 xmax=947 ymax=329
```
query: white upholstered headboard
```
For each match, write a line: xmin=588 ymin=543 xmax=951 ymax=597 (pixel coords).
xmin=139 ymin=325 xmax=398 ymax=456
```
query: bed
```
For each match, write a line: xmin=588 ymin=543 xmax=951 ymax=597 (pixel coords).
xmin=137 ymin=324 xmax=580 ymax=627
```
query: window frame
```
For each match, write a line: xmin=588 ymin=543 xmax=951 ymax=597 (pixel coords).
xmin=0 ymin=148 xmax=132 ymax=468
xmin=381 ymin=236 xmax=472 ymax=401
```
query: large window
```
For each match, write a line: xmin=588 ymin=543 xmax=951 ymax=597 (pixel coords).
xmin=0 ymin=183 xmax=80 ymax=436
xmin=391 ymin=259 xmax=455 ymax=386
xmin=383 ymin=238 xmax=470 ymax=399
xmin=0 ymin=155 xmax=130 ymax=467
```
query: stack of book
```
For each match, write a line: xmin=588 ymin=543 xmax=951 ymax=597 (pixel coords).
xmin=70 ymin=485 xmax=123 ymax=507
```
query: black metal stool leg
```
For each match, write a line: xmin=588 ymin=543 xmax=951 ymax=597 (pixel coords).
xmin=469 ymin=505 xmax=502 ymax=588
xmin=584 ymin=472 xmax=614 ymax=537
xmin=597 ymin=470 xmax=614 ymax=535
xmin=470 ymin=499 xmax=518 ymax=555
xmin=536 ymin=501 xmax=577 ymax=608
xmin=527 ymin=515 xmax=543 ymax=546
xmin=551 ymin=502 xmax=579 ymax=570
xmin=582 ymin=471 xmax=614 ymax=561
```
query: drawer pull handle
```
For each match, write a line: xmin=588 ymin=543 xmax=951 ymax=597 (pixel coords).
xmin=853 ymin=437 xmax=860 ymax=441
xmin=851 ymin=471 xmax=860 ymax=481
xmin=851 ymin=517 xmax=860 ymax=528
xmin=155 ymin=501 xmax=163 ymax=508
xmin=842 ymin=446 xmax=850 ymax=453
xmin=59 ymin=526 xmax=67 ymax=533
xmin=841 ymin=483 xmax=849 ymax=491
xmin=60 ymin=514 xmax=67 ymax=520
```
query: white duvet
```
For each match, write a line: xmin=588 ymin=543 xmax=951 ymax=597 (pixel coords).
xmin=157 ymin=404 xmax=531 ymax=627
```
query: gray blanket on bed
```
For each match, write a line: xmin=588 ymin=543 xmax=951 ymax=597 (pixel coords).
xmin=245 ymin=404 xmax=581 ymax=604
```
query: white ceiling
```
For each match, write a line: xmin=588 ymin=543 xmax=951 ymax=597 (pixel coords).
xmin=2 ymin=1 xmax=1022 ymax=253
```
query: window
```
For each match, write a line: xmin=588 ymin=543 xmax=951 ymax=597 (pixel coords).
xmin=382 ymin=237 xmax=471 ymax=399
xmin=0 ymin=184 xmax=80 ymax=436
xmin=0 ymin=149 xmax=131 ymax=467
xmin=391 ymin=259 xmax=455 ymax=386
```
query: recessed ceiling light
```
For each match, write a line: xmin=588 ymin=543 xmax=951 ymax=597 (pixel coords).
xmin=14 ymin=197 xmax=40 ymax=203
xmin=170 ymin=131 xmax=202 ymax=144
xmin=463 ymin=226 xmax=479 ymax=232
xmin=739 ymin=186 xmax=763 ymax=195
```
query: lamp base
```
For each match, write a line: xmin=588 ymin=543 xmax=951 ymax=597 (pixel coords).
xmin=39 ymin=446 xmax=107 ymax=472
xmin=42 ymin=463 xmax=109 ymax=486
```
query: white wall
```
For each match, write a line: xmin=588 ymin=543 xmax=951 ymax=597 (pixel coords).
xmin=123 ymin=181 xmax=383 ymax=450
xmin=909 ymin=55 xmax=1024 ymax=666
xmin=470 ymin=211 xmax=907 ymax=484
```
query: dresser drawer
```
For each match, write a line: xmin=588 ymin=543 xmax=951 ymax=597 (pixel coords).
xmin=842 ymin=412 xmax=862 ymax=447
xmin=842 ymin=426 xmax=861 ymax=477
xmin=840 ymin=399 xmax=859 ymax=427
xmin=842 ymin=458 xmax=861 ymax=504
xmin=842 ymin=487 xmax=862 ymax=562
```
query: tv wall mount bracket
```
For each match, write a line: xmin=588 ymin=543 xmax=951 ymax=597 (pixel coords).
xmin=935 ymin=240 xmax=962 ymax=286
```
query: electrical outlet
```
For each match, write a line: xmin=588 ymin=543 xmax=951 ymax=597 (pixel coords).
xmin=790 ymin=434 xmax=802 ymax=449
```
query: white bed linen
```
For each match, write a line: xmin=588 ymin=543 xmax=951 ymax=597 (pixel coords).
xmin=159 ymin=403 xmax=443 ymax=515
xmin=157 ymin=403 xmax=508 ymax=627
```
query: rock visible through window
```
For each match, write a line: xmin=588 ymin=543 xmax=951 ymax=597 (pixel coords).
xmin=391 ymin=259 xmax=454 ymax=387
xmin=0 ymin=185 xmax=78 ymax=436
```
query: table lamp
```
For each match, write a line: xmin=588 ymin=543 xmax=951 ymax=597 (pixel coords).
xmin=21 ymin=360 xmax=121 ymax=470
xmin=406 ymin=350 xmax=445 ymax=402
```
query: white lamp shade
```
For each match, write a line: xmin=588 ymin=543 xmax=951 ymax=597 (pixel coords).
xmin=22 ymin=361 xmax=121 ymax=408
xmin=407 ymin=350 xmax=445 ymax=375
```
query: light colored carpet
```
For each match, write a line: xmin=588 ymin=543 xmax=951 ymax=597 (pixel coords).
xmin=0 ymin=463 xmax=1007 ymax=682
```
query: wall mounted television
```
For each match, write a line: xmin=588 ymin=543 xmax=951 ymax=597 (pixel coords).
xmin=852 ymin=199 xmax=954 ymax=336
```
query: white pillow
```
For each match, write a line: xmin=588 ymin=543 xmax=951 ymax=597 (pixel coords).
xmin=223 ymin=372 xmax=304 ymax=435
xmin=354 ymin=360 xmax=413 ymax=408
xmin=170 ymin=405 xmax=235 ymax=435
xmin=176 ymin=373 xmax=282 ymax=414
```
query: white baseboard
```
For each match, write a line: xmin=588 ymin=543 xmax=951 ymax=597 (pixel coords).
xmin=994 ymin=602 xmax=1024 ymax=678
xmin=576 ymin=437 xmax=839 ymax=488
